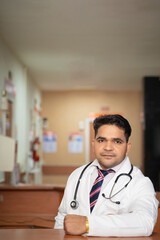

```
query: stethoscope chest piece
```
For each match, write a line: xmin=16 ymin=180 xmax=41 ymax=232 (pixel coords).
xmin=70 ymin=200 xmax=79 ymax=209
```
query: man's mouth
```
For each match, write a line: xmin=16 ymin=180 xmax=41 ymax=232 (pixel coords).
xmin=101 ymin=153 xmax=115 ymax=157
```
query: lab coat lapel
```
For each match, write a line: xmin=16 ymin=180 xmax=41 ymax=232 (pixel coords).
xmin=79 ymin=162 xmax=95 ymax=214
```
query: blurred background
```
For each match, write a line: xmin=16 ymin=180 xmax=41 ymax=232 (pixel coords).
xmin=0 ymin=0 xmax=160 ymax=190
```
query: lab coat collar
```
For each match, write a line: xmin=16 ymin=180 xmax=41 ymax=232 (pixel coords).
xmin=91 ymin=156 xmax=131 ymax=174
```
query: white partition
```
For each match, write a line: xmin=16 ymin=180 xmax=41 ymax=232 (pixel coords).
xmin=0 ymin=135 xmax=15 ymax=171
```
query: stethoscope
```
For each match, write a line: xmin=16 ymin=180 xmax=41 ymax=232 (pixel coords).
xmin=70 ymin=162 xmax=133 ymax=209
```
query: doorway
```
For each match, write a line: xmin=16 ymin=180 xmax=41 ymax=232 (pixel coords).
xmin=6 ymin=100 xmax=13 ymax=137
xmin=85 ymin=118 xmax=95 ymax=163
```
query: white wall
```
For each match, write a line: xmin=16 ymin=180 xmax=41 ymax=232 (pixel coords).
xmin=0 ymin=37 xmax=41 ymax=174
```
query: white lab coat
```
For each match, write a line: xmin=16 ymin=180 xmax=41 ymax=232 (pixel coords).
xmin=54 ymin=157 xmax=159 ymax=237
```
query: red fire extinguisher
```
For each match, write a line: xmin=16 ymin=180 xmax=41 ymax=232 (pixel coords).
xmin=32 ymin=137 xmax=40 ymax=162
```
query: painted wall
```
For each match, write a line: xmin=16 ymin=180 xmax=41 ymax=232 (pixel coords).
xmin=0 ymin=36 xmax=144 ymax=184
xmin=0 ymin=37 xmax=41 ymax=176
xmin=42 ymin=90 xmax=143 ymax=184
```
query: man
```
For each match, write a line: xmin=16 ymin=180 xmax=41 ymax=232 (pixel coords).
xmin=54 ymin=114 xmax=158 ymax=237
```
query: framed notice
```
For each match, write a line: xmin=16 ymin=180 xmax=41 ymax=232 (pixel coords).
xmin=43 ymin=132 xmax=57 ymax=153
xmin=68 ymin=132 xmax=83 ymax=153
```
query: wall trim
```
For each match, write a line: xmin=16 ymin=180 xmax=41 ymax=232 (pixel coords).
xmin=42 ymin=165 xmax=80 ymax=175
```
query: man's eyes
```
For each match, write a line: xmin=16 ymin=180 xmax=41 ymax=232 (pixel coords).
xmin=97 ymin=139 xmax=104 ymax=143
xmin=114 ymin=140 xmax=122 ymax=144
xmin=96 ymin=139 xmax=123 ymax=144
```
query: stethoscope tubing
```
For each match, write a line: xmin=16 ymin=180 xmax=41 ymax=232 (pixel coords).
xmin=102 ymin=165 xmax=133 ymax=202
xmin=73 ymin=161 xmax=93 ymax=201
xmin=71 ymin=162 xmax=133 ymax=209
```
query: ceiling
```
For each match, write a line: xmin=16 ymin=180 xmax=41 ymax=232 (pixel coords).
xmin=0 ymin=0 xmax=160 ymax=91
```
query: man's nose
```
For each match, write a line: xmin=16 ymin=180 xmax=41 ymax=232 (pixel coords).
xmin=103 ymin=141 xmax=113 ymax=150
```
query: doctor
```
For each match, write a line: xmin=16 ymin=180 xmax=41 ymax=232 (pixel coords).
xmin=54 ymin=114 xmax=158 ymax=237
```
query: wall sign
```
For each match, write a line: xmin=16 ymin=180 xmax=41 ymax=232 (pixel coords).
xmin=43 ymin=132 xmax=57 ymax=153
xmin=68 ymin=132 xmax=83 ymax=153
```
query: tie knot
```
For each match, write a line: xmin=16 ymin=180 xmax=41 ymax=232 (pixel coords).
xmin=97 ymin=167 xmax=115 ymax=177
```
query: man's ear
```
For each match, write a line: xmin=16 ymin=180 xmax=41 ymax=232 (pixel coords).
xmin=92 ymin=139 xmax=95 ymax=152
xmin=126 ymin=142 xmax=131 ymax=155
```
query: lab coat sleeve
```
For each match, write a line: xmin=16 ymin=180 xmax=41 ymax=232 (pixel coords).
xmin=87 ymin=177 xmax=159 ymax=237
xmin=54 ymin=181 xmax=69 ymax=229
xmin=54 ymin=195 xmax=67 ymax=229
xmin=54 ymin=167 xmax=82 ymax=229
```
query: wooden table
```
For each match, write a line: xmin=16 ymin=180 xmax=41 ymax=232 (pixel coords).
xmin=0 ymin=229 xmax=159 ymax=240
xmin=0 ymin=184 xmax=65 ymax=228
xmin=0 ymin=184 xmax=159 ymax=232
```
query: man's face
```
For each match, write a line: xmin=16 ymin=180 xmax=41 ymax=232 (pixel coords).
xmin=92 ymin=124 xmax=131 ymax=170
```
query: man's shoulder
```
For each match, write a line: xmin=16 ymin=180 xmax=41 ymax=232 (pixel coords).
xmin=71 ymin=164 xmax=86 ymax=175
xmin=65 ymin=164 xmax=89 ymax=187
xmin=68 ymin=161 xmax=95 ymax=181
xmin=132 ymin=165 xmax=145 ymax=177
xmin=132 ymin=165 xmax=155 ymax=189
xmin=70 ymin=162 xmax=93 ymax=176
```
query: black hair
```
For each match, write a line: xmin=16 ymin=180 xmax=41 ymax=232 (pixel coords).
xmin=93 ymin=114 xmax=132 ymax=142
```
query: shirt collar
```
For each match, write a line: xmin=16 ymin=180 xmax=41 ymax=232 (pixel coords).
xmin=92 ymin=156 xmax=128 ymax=173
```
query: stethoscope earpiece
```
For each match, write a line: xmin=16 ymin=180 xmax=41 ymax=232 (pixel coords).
xmin=102 ymin=193 xmax=121 ymax=204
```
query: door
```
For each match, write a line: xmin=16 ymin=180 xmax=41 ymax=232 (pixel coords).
xmin=6 ymin=100 xmax=13 ymax=137
xmin=89 ymin=122 xmax=95 ymax=162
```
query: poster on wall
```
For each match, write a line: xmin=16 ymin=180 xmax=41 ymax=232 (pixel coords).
xmin=43 ymin=131 xmax=57 ymax=153
xmin=68 ymin=132 xmax=83 ymax=153
xmin=5 ymin=78 xmax=16 ymax=97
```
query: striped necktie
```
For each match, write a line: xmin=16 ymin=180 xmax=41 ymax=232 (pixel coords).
xmin=90 ymin=167 xmax=115 ymax=212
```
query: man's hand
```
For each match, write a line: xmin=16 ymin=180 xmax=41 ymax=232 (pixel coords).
xmin=64 ymin=214 xmax=87 ymax=235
